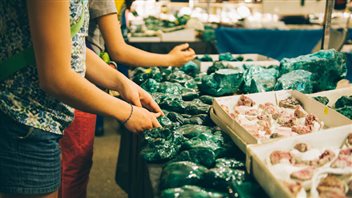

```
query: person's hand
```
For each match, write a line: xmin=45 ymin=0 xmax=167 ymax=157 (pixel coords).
xmin=124 ymin=105 xmax=161 ymax=133
xmin=167 ymin=43 xmax=196 ymax=66
xmin=118 ymin=78 xmax=164 ymax=115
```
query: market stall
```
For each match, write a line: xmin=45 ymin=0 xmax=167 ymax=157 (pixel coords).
xmin=115 ymin=46 xmax=352 ymax=197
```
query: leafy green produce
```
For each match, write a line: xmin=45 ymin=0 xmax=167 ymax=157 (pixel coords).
xmin=335 ymin=95 xmax=352 ymax=108
xmin=166 ymin=70 xmax=194 ymax=85
xmin=242 ymin=65 xmax=279 ymax=93
xmin=313 ymin=96 xmax=330 ymax=105
xmin=160 ymin=161 xmax=207 ymax=190
xmin=184 ymin=99 xmax=210 ymax=115
xmin=274 ymin=70 xmax=313 ymax=93
xmin=219 ymin=52 xmax=234 ymax=61
xmin=280 ymin=49 xmax=347 ymax=91
xmin=201 ymin=69 xmax=244 ymax=96
xmin=167 ymin=113 xmax=212 ymax=126
xmin=161 ymin=185 xmax=226 ymax=198
xmin=207 ymin=61 xmax=228 ymax=75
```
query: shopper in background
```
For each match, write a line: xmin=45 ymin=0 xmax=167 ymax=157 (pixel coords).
xmin=0 ymin=1 xmax=163 ymax=198
xmin=59 ymin=0 xmax=196 ymax=197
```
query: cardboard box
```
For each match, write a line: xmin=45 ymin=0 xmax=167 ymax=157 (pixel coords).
xmin=246 ymin=124 xmax=352 ymax=198
xmin=211 ymin=90 xmax=352 ymax=152
xmin=196 ymin=54 xmax=279 ymax=73
xmin=310 ymin=87 xmax=352 ymax=107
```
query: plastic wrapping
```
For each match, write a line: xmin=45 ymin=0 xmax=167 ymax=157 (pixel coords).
xmin=161 ymin=185 xmax=225 ymax=198
xmin=313 ymin=96 xmax=330 ymax=105
xmin=242 ymin=66 xmax=279 ymax=93
xmin=207 ymin=61 xmax=228 ymax=75
xmin=160 ymin=161 xmax=207 ymax=190
xmin=280 ymin=49 xmax=347 ymax=91
xmin=274 ymin=70 xmax=313 ymax=93
xmin=201 ymin=69 xmax=244 ymax=96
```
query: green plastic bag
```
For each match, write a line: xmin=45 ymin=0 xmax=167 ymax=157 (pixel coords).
xmin=201 ymin=69 xmax=244 ymax=96
xmin=274 ymin=70 xmax=313 ymax=93
xmin=280 ymin=49 xmax=347 ymax=91
xmin=160 ymin=162 xmax=207 ymax=190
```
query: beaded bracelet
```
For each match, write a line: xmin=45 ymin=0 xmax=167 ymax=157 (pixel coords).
xmin=122 ymin=104 xmax=134 ymax=125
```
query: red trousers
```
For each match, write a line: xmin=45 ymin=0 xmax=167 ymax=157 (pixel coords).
xmin=59 ymin=110 xmax=97 ymax=198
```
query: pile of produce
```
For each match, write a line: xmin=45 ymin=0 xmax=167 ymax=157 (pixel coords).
xmin=133 ymin=65 xmax=265 ymax=197
xmin=266 ymin=133 xmax=352 ymax=197
xmin=314 ymin=95 xmax=352 ymax=119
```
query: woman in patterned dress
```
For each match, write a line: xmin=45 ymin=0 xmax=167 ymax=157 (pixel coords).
xmin=0 ymin=1 xmax=162 ymax=197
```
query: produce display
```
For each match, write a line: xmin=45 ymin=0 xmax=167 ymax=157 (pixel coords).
xmin=266 ymin=133 xmax=352 ymax=197
xmin=220 ymin=95 xmax=324 ymax=141
xmin=314 ymin=95 xmax=352 ymax=119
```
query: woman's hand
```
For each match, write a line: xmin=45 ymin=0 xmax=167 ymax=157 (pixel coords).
xmin=124 ymin=105 xmax=161 ymax=133
xmin=167 ymin=43 xmax=196 ymax=66
xmin=118 ymin=79 xmax=163 ymax=115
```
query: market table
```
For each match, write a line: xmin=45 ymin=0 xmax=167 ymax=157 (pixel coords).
xmin=215 ymin=27 xmax=323 ymax=60
xmin=128 ymin=41 xmax=218 ymax=55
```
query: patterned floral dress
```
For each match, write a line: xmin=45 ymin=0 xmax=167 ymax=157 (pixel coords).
xmin=0 ymin=0 xmax=89 ymax=134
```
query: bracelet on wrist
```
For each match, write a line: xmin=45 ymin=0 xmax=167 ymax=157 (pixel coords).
xmin=121 ymin=104 xmax=133 ymax=125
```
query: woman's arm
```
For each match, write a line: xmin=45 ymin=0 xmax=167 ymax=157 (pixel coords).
xmin=26 ymin=0 xmax=160 ymax=132
xmin=85 ymin=48 xmax=163 ymax=114
xmin=98 ymin=13 xmax=195 ymax=67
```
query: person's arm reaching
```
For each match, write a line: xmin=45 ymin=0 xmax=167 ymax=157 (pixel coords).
xmin=27 ymin=0 xmax=160 ymax=132
xmin=85 ymin=47 xmax=163 ymax=115
xmin=98 ymin=13 xmax=196 ymax=67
